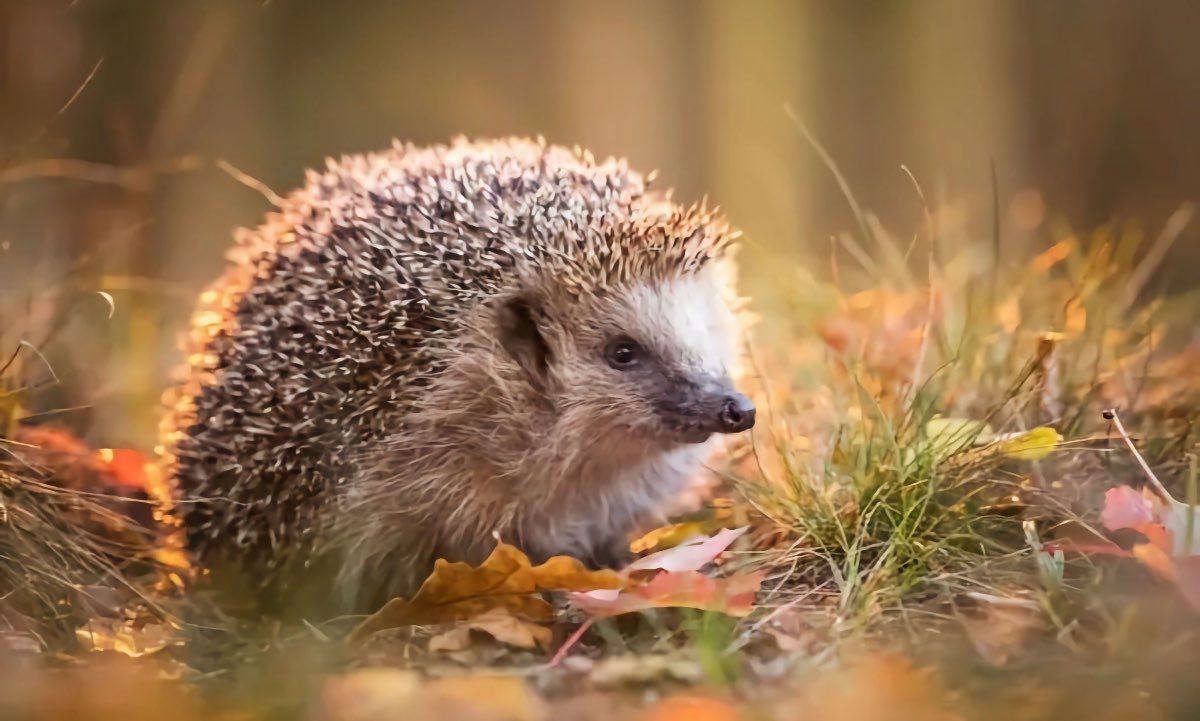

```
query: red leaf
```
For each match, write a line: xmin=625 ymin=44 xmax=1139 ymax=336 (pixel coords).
xmin=1061 ymin=484 xmax=1200 ymax=612
xmin=1100 ymin=485 xmax=1156 ymax=533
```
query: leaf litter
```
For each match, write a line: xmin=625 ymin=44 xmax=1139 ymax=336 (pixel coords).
xmin=5 ymin=157 xmax=1200 ymax=719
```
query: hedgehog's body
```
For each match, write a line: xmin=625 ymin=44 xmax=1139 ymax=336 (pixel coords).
xmin=161 ymin=137 xmax=753 ymax=615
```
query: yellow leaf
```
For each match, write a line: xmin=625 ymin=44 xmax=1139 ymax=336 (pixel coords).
xmin=996 ymin=426 xmax=1062 ymax=461
xmin=924 ymin=416 xmax=994 ymax=462
xmin=528 ymin=554 xmax=620 ymax=592
xmin=348 ymin=541 xmax=621 ymax=644
xmin=629 ymin=509 xmax=736 ymax=554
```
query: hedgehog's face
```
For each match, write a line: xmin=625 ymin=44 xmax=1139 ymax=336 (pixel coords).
xmin=497 ymin=269 xmax=755 ymax=446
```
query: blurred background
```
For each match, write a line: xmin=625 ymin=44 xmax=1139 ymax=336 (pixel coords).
xmin=2 ymin=0 xmax=1198 ymax=449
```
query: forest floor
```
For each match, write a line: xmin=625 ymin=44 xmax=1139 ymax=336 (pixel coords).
xmin=2 ymin=195 xmax=1200 ymax=721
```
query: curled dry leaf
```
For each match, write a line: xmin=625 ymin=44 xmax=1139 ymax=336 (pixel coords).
xmin=348 ymin=542 xmax=621 ymax=644
xmin=627 ymin=526 xmax=748 ymax=573
xmin=629 ymin=505 xmax=735 ymax=554
xmin=428 ymin=607 xmax=552 ymax=654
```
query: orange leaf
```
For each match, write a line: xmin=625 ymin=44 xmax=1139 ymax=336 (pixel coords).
xmin=347 ymin=541 xmax=621 ymax=644
xmin=1131 ymin=543 xmax=1178 ymax=584
xmin=570 ymin=570 xmax=762 ymax=619
xmin=96 ymin=448 xmax=152 ymax=491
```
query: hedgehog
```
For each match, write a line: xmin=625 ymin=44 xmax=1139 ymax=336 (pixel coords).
xmin=160 ymin=136 xmax=755 ymax=617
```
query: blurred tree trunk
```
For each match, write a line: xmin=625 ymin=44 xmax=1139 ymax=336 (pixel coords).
xmin=548 ymin=0 xmax=704 ymax=199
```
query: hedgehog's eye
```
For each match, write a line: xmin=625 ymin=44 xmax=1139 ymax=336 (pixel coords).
xmin=605 ymin=336 xmax=643 ymax=370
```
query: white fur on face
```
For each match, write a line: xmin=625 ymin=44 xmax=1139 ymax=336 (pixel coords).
xmin=620 ymin=269 xmax=739 ymax=380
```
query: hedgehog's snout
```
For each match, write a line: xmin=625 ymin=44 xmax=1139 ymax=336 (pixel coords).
xmin=653 ymin=378 xmax=756 ymax=443
xmin=718 ymin=393 xmax=756 ymax=434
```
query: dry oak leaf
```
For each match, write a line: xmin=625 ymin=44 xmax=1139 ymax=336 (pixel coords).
xmin=348 ymin=541 xmax=621 ymax=644
xmin=428 ymin=607 xmax=552 ymax=653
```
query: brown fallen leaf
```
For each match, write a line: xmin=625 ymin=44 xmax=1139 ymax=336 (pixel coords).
xmin=74 ymin=618 xmax=178 ymax=657
xmin=953 ymin=592 xmax=1044 ymax=667
xmin=428 ymin=607 xmax=552 ymax=653
xmin=348 ymin=541 xmax=621 ymax=644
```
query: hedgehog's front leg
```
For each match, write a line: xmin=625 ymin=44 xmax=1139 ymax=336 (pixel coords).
xmin=583 ymin=533 xmax=635 ymax=571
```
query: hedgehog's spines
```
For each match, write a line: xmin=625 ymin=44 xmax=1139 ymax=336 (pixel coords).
xmin=161 ymin=137 xmax=742 ymax=612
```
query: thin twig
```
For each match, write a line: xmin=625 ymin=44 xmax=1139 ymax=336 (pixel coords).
xmin=216 ymin=159 xmax=285 ymax=206
xmin=1 ymin=57 xmax=104 ymax=165
xmin=1104 ymin=408 xmax=1172 ymax=504
xmin=548 ymin=617 xmax=594 ymax=666
xmin=0 ymin=156 xmax=201 ymax=191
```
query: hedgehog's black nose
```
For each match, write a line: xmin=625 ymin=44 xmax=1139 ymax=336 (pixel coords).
xmin=718 ymin=393 xmax=756 ymax=433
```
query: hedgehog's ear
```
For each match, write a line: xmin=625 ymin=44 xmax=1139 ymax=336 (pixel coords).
xmin=497 ymin=294 xmax=554 ymax=394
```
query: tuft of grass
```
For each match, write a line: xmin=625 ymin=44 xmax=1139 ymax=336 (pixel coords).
xmin=732 ymin=195 xmax=1200 ymax=645
xmin=0 ymin=287 xmax=172 ymax=652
